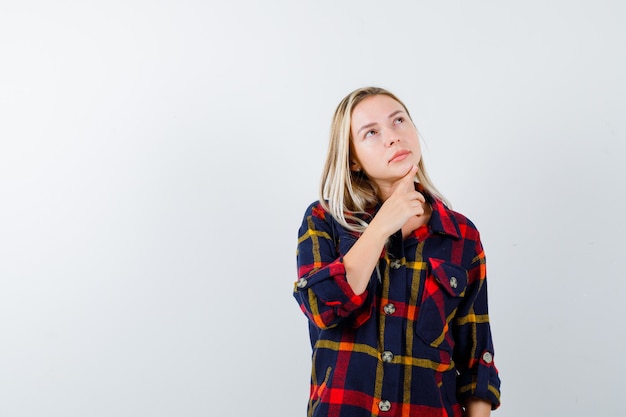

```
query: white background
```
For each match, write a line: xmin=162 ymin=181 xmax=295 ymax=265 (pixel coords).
xmin=1 ymin=1 xmax=625 ymax=416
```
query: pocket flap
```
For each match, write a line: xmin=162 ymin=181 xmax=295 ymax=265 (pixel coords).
xmin=428 ymin=258 xmax=468 ymax=297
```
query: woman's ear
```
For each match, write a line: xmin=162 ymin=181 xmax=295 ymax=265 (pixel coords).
xmin=350 ymin=160 xmax=361 ymax=172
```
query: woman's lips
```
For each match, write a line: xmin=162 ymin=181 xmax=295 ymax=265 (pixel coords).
xmin=389 ymin=150 xmax=410 ymax=163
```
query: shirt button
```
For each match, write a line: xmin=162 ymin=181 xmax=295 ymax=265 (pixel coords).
xmin=383 ymin=303 xmax=396 ymax=315
xmin=449 ymin=276 xmax=458 ymax=289
xmin=382 ymin=351 xmax=394 ymax=363
xmin=482 ymin=351 xmax=493 ymax=364
xmin=296 ymin=278 xmax=308 ymax=289
xmin=390 ymin=259 xmax=402 ymax=269
xmin=378 ymin=400 xmax=391 ymax=412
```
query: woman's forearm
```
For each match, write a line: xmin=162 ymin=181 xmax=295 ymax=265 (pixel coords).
xmin=343 ymin=224 xmax=388 ymax=295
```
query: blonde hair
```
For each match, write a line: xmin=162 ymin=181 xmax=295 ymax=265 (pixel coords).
xmin=319 ymin=86 xmax=449 ymax=233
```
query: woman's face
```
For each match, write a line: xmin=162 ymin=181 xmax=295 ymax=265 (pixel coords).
xmin=350 ymin=94 xmax=422 ymax=188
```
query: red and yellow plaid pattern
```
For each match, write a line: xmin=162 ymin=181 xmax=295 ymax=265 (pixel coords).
xmin=294 ymin=190 xmax=501 ymax=417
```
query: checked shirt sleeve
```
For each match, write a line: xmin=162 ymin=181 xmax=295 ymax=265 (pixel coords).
xmin=293 ymin=203 xmax=372 ymax=331
xmin=452 ymin=237 xmax=502 ymax=409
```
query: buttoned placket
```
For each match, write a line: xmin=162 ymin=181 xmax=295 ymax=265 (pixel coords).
xmin=378 ymin=236 xmax=407 ymax=412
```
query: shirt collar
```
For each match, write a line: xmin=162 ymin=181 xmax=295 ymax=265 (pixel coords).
xmin=417 ymin=183 xmax=461 ymax=240
xmin=365 ymin=183 xmax=461 ymax=240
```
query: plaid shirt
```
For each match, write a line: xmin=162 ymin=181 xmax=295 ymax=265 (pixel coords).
xmin=294 ymin=190 xmax=501 ymax=417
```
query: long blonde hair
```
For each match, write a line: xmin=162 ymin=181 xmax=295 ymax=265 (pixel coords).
xmin=319 ymin=86 xmax=449 ymax=233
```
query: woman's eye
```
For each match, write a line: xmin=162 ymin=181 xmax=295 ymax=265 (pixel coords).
xmin=394 ymin=117 xmax=404 ymax=125
xmin=365 ymin=130 xmax=377 ymax=138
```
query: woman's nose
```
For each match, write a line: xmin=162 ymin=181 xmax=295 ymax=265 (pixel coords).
xmin=386 ymin=134 xmax=399 ymax=147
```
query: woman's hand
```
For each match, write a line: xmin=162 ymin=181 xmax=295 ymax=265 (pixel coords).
xmin=465 ymin=398 xmax=492 ymax=417
xmin=369 ymin=165 xmax=425 ymax=237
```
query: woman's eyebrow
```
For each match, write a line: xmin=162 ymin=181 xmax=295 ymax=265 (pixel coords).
xmin=357 ymin=121 xmax=377 ymax=136
xmin=356 ymin=110 xmax=405 ymax=135
xmin=388 ymin=110 xmax=404 ymax=119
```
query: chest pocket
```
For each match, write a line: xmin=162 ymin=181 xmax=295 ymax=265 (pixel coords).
xmin=415 ymin=258 xmax=468 ymax=352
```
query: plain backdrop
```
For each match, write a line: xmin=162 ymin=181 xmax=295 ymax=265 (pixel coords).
xmin=1 ymin=1 xmax=625 ymax=416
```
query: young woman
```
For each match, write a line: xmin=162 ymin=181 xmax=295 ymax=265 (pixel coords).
xmin=293 ymin=87 xmax=501 ymax=417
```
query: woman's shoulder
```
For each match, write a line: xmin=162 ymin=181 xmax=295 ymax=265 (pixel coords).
xmin=303 ymin=200 xmax=327 ymax=215
xmin=432 ymin=199 xmax=481 ymax=239
xmin=447 ymin=207 xmax=478 ymax=230
xmin=300 ymin=200 xmax=337 ymax=226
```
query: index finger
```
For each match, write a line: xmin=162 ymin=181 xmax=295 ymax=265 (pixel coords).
xmin=401 ymin=165 xmax=418 ymax=188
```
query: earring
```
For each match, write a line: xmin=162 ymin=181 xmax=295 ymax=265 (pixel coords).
xmin=353 ymin=168 xmax=366 ymax=179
